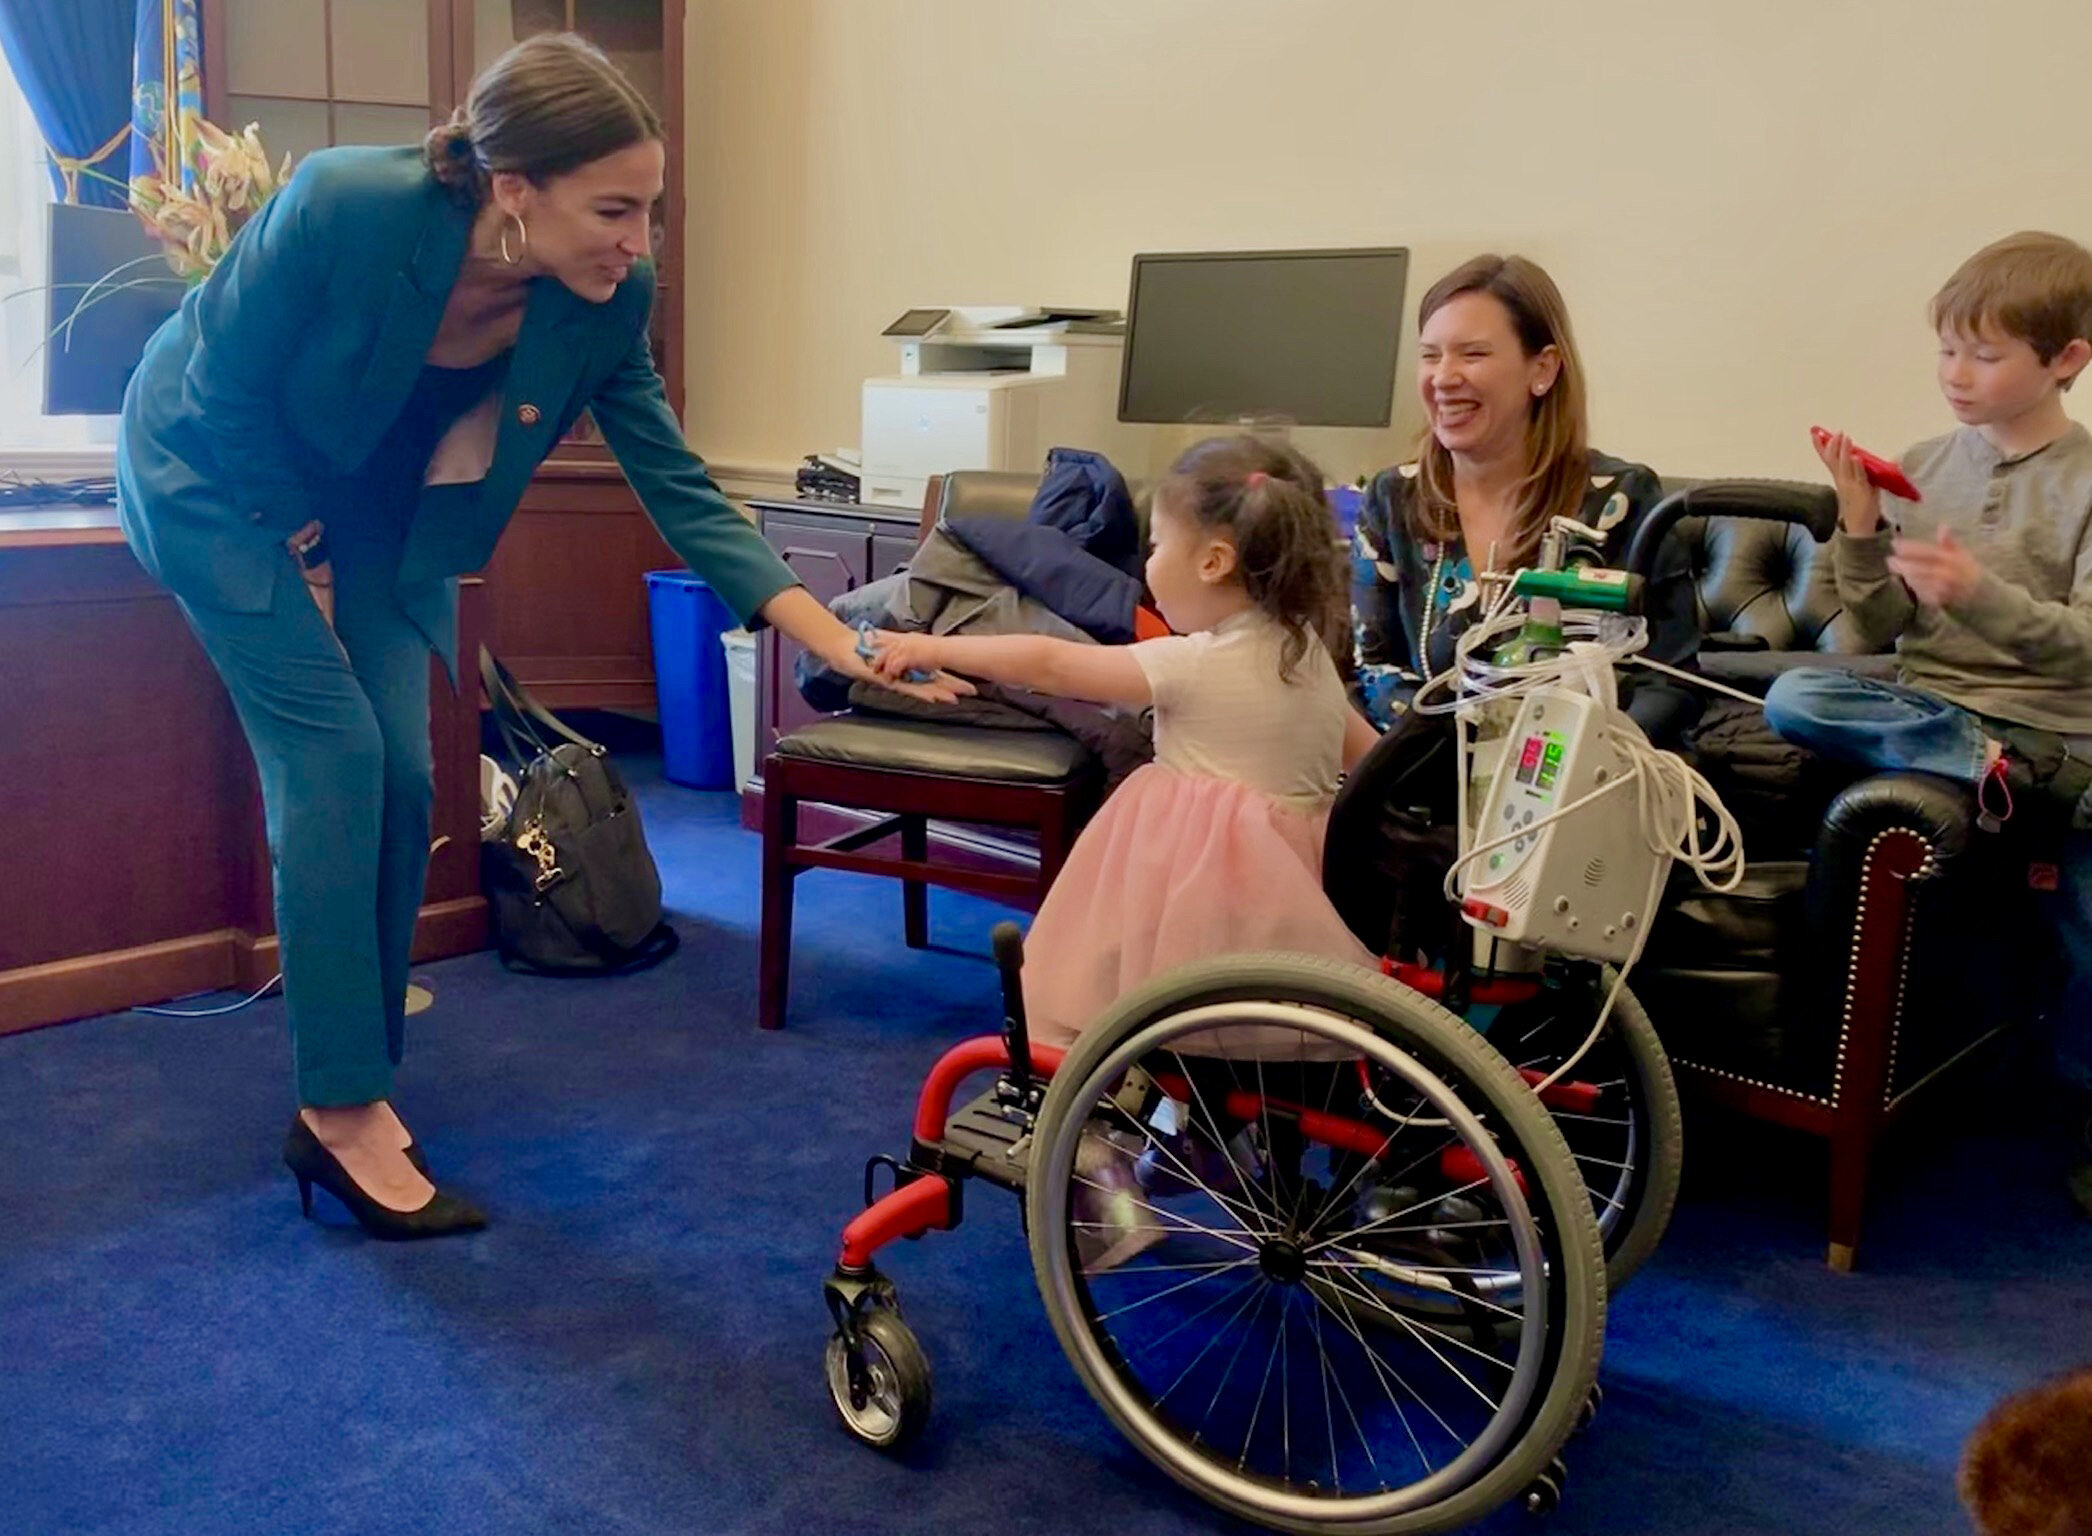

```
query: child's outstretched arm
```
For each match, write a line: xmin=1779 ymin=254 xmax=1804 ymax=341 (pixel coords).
xmin=869 ymin=630 xmax=1153 ymax=709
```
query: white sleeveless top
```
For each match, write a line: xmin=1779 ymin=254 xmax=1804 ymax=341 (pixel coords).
xmin=1129 ymin=610 xmax=1351 ymax=811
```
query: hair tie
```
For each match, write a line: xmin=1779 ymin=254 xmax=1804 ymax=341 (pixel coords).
xmin=448 ymin=131 xmax=473 ymax=159
xmin=1246 ymin=471 xmax=1269 ymax=490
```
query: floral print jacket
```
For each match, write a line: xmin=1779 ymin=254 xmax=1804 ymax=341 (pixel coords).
xmin=1350 ymin=452 xmax=1694 ymax=728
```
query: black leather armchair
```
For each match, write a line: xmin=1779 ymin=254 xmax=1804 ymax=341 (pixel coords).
xmin=1627 ymin=480 xmax=2046 ymax=1269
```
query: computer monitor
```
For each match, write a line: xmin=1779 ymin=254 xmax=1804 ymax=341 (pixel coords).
xmin=1116 ymin=247 xmax=1409 ymax=428
xmin=43 ymin=203 xmax=183 ymax=416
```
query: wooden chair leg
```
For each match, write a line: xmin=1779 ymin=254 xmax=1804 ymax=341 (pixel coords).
xmin=759 ymin=766 xmax=800 ymax=1031
xmin=1035 ymin=789 xmax=1075 ymax=903
xmin=901 ymin=814 xmax=929 ymax=949
xmin=1821 ymin=829 xmax=1925 ymax=1269
xmin=1826 ymin=1112 xmax=1878 ymax=1273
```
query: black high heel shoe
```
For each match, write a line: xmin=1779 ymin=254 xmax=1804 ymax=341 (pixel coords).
xmin=283 ymin=1118 xmax=486 ymax=1240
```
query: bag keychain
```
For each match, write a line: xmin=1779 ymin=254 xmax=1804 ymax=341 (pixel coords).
xmin=856 ymin=621 xmax=937 ymax=684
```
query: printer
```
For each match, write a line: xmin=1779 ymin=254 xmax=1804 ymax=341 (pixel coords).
xmin=859 ymin=305 xmax=1158 ymax=510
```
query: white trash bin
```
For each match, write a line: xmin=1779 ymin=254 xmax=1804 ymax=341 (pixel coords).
xmin=720 ymin=628 xmax=758 ymax=792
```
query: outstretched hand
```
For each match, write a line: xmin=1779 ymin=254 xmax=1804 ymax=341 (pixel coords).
xmin=865 ymin=629 xmax=948 ymax=684
xmin=1887 ymin=526 xmax=1984 ymax=609
xmin=828 ymin=626 xmax=974 ymax=704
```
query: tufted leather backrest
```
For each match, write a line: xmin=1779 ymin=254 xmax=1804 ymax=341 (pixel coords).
xmin=934 ymin=470 xmax=1042 ymax=525
xmin=1637 ymin=479 xmax=1884 ymax=657
xmin=935 ymin=468 xmax=1155 ymax=549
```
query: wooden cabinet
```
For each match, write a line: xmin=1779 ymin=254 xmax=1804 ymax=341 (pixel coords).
xmin=201 ymin=0 xmax=689 ymax=711
xmin=0 ymin=520 xmax=489 ymax=1033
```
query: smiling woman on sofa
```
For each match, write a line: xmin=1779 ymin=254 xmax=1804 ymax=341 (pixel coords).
xmin=1349 ymin=253 xmax=1693 ymax=728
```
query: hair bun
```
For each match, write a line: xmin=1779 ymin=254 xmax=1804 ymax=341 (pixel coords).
xmin=422 ymin=117 xmax=481 ymax=197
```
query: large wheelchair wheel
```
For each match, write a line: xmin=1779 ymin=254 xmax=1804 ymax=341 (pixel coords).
xmin=1487 ymin=971 xmax=1681 ymax=1292
xmin=1025 ymin=954 xmax=1605 ymax=1536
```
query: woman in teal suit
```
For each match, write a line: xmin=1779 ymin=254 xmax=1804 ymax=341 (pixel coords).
xmin=117 ymin=33 xmax=954 ymax=1239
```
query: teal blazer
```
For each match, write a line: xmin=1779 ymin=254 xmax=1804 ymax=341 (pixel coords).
xmin=116 ymin=145 xmax=796 ymax=669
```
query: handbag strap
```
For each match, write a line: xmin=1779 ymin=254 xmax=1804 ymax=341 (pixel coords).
xmin=480 ymin=645 xmax=600 ymax=769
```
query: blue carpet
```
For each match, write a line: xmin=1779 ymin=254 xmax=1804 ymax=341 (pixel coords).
xmin=4 ymin=754 xmax=2088 ymax=1535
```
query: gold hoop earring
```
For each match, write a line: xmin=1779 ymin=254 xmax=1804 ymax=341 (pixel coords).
xmin=499 ymin=213 xmax=528 ymax=266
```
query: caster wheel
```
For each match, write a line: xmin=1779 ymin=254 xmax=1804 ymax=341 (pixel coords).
xmin=826 ymin=1307 xmax=932 ymax=1451
xmin=1525 ymin=1457 xmax=1569 ymax=1517
xmin=1524 ymin=1475 xmax=1561 ymax=1517
xmin=1575 ymin=1382 xmax=1604 ymax=1434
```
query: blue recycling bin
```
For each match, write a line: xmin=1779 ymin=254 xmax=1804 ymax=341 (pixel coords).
xmin=647 ymin=570 xmax=737 ymax=789
xmin=1327 ymin=484 xmax=1364 ymax=542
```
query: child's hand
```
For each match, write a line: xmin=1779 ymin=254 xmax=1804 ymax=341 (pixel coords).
xmin=818 ymin=624 xmax=973 ymax=704
xmin=867 ymin=629 xmax=944 ymax=683
xmin=1812 ymin=429 xmax=1884 ymax=536
xmin=1887 ymin=526 xmax=1984 ymax=610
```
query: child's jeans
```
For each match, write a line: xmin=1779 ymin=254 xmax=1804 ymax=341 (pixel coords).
xmin=1763 ymin=666 xmax=2092 ymax=1095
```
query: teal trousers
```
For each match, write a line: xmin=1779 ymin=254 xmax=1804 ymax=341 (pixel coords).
xmin=175 ymin=550 xmax=433 ymax=1107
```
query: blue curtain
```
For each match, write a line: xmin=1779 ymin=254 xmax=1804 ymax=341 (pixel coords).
xmin=129 ymin=0 xmax=201 ymax=192
xmin=0 ymin=0 xmax=137 ymax=206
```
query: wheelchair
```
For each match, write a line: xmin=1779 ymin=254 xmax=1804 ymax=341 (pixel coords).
xmin=824 ymin=936 xmax=1606 ymax=1534
xmin=821 ymin=560 xmax=1720 ymax=1533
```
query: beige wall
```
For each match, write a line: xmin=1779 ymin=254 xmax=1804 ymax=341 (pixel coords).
xmin=683 ymin=0 xmax=2091 ymax=490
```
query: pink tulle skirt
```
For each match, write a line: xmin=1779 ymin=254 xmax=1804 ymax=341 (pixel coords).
xmin=1022 ymin=765 xmax=1378 ymax=1057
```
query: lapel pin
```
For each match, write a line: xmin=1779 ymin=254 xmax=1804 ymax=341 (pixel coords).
xmin=517 ymin=403 xmax=541 ymax=426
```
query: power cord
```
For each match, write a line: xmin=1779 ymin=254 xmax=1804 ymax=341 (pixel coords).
xmin=135 ymin=974 xmax=282 ymax=1017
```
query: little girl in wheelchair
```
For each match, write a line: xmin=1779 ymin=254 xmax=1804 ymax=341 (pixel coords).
xmin=870 ymin=432 xmax=1386 ymax=1050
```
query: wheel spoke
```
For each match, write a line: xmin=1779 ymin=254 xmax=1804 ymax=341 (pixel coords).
xmin=1314 ymin=1253 xmax=1526 ymax=1320
xmin=1307 ymin=1283 xmax=1365 ymax=1491
xmin=1103 ymin=1103 xmax=1275 ymax=1236
xmin=1169 ymin=1051 xmax=1284 ymax=1236
xmin=1302 ymin=1120 xmax=1460 ymax=1245
xmin=1239 ymin=1283 xmax=1289 ymax=1471
xmin=1085 ymin=1259 xmax=1255 ymax=1278
xmin=1192 ymin=1283 xmax=1277 ymax=1449
xmin=1318 ymin=1264 xmax=1513 ymax=1407
xmin=1092 ymin=1255 xmax=1262 ymax=1324
xmin=1306 ymin=1175 xmax=1494 ymax=1258
xmin=1149 ymin=1274 xmax=1268 ymax=1407
xmin=1300 ymin=1268 xmax=1442 ymax=1471
xmin=1069 ymin=1173 xmax=1262 ymax=1255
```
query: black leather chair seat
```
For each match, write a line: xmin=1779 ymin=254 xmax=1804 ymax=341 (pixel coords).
xmin=775 ymin=715 xmax=1092 ymax=783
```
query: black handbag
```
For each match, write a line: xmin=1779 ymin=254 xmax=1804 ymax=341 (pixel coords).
xmin=478 ymin=647 xmax=680 ymax=976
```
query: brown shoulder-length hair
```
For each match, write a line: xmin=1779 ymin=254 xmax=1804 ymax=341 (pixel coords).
xmin=1408 ymin=254 xmax=1590 ymax=569
xmin=422 ymin=32 xmax=662 ymax=206
xmin=1155 ymin=434 xmax=1348 ymax=684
